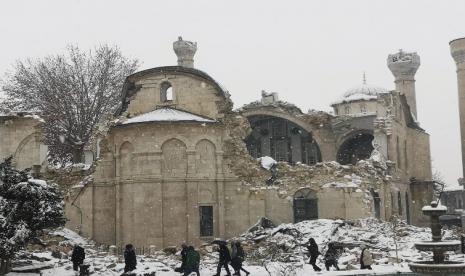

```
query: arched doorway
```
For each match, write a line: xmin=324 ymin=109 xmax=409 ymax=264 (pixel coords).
xmin=293 ymin=188 xmax=318 ymax=222
xmin=337 ymin=133 xmax=374 ymax=165
xmin=245 ymin=115 xmax=321 ymax=165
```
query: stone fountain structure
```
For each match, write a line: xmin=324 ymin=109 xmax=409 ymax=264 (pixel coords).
xmin=409 ymin=184 xmax=465 ymax=274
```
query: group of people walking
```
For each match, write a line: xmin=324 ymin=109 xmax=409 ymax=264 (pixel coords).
xmin=70 ymin=239 xmax=373 ymax=275
xmin=306 ymin=238 xmax=373 ymax=271
xmin=175 ymin=241 xmax=249 ymax=276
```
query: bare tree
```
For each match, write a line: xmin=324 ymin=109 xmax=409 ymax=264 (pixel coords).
xmin=388 ymin=215 xmax=401 ymax=264
xmin=1 ymin=45 xmax=139 ymax=164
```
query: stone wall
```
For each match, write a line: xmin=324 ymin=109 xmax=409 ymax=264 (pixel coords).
xmin=62 ymin=58 xmax=434 ymax=248
xmin=0 ymin=114 xmax=46 ymax=170
xmin=126 ymin=73 xmax=224 ymax=120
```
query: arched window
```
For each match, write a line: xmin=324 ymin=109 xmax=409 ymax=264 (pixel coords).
xmin=336 ymin=132 xmax=374 ymax=165
xmin=293 ymin=188 xmax=318 ymax=222
xmin=160 ymin=82 xmax=173 ymax=102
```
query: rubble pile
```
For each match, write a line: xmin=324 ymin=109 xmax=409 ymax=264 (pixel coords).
xmin=234 ymin=218 xmax=463 ymax=269
xmin=221 ymin=108 xmax=389 ymax=193
xmin=8 ymin=218 xmax=465 ymax=275
xmin=271 ymin=159 xmax=387 ymax=190
xmin=221 ymin=113 xmax=270 ymax=184
xmin=239 ymin=100 xmax=304 ymax=116
xmin=43 ymin=165 xmax=95 ymax=197
xmin=300 ymin=109 xmax=333 ymax=126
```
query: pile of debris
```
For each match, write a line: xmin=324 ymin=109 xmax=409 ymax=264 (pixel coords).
xmin=8 ymin=218 xmax=465 ymax=275
xmin=234 ymin=217 xmax=463 ymax=270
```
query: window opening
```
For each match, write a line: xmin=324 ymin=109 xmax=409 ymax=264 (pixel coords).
xmin=398 ymin=191 xmax=402 ymax=216
xmin=405 ymin=192 xmax=410 ymax=224
xmin=404 ymin=140 xmax=408 ymax=170
xmin=199 ymin=206 xmax=213 ymax=237
xmin=360 ymin=103 xmax=367 ymax=113
xmin=345 ymin=105 xmax=351 ymax=114
xmin=160 ymin=82 xmax=173 ymax=102
xmin=293 ymin=188 xmax=318 ymax=222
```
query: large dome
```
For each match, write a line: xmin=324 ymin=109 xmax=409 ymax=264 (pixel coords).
xmin=343 ymin=83 xmax=388 ymax=98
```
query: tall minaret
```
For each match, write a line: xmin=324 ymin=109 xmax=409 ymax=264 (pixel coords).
xmin=387 ymin=50 xmax=421 ymax=119
xmin=450 ymin=37 xmax=465 ymax=178
xmin=173 ymin=36 xmax=197 ymax=68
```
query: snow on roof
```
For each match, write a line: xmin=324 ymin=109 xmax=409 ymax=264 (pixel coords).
xmin=331 ymin=93 xmax=378 ymax=105
xmin=122 ymin=107 xmax=216 ymax=125
xmin=344 ymin=83 xmax=388 ymax=98
xmin=422 ymin=205 xmax=448 ymax=211
xmin=332 ymin=83 xmax=388 ymax=106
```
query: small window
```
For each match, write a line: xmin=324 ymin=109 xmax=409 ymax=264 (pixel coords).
xmin=404 ymin=140 xmax=408 ymax=170
xmin=160 ymin=82 xmax=173 ymax=102
xmin=199 ymin=206 xmax=213 ymax=237
xmin=398 ymin=191 xmax=402 ymax=216
xmin=344 ymin=105 xmax=351 ymax=114
xmin=360 ymin=104 xmax=367 ymax=113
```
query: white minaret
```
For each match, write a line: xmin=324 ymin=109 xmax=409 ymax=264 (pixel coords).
xmin=450 ymin=37 xmax=465 ymax=178
xmin=173 ymin=36 xmax=197 ymax=68
xmin=387 ymin=50 xmax=421 ymax=119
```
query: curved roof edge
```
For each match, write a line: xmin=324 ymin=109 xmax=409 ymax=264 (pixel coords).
xmin=450 ymin=37 xmax=465 ymax=45
xmin=117 ymin=66 xmax=231 ymax=116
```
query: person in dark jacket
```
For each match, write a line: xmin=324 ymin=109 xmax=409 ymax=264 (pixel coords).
xmin=324 ymin=242 xmax=340 ymax=271
xmin=71 ymin=245 xmax=85 ymax=271
xmin=183 ymin=246 xmax=200 ymax=276
xmin=306 ymin=238 xmax=321 ymax=271
xmin=230 ymin=241 xmax=249 ymax=276
xmin=214 ymin=244 xmax=232 ymax=276
xmin=175 ymin=243 xmax=189 ymax=273
xmin=124 ymin=244 xmax=137 ymax=273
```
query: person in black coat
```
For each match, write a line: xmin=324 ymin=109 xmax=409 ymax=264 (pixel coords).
xmin=306 ymin=238 xmax=321 ymax=271
xmin=71 ymin=245 xmax=85 ymax=271
xmin=214 ymin=244 xmax=232 ymax=276
xmin=324 ymin=242 xmax=340 ymax=271
xmin=175 ymin=243 xmax=189 ymax=273
xmin=231 ymin=241 xmax=249 ymax=276
xmin=124 ymin=244 xmax=137 ymax=273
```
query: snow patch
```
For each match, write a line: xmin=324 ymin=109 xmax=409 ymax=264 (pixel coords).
xmin=258 ymin=156 xmax=277 ymax=170
xmin=123 ymin=107 xmax=216 ymax=125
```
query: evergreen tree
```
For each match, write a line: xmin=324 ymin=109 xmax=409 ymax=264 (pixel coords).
xmin=0 ymin=157 xmax=65 ymax=267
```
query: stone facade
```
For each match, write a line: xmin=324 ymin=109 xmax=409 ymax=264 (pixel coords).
xmin=0 ymin=38 xmax=426 ymax=249
xmin=0 ymin=112 xmax=47 ymax=170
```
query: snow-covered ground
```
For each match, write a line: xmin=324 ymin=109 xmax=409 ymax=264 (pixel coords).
xmin=6 ymin=218 xmax=464 ymax=275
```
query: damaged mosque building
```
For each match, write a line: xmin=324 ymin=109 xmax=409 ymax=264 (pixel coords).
xmin=0 ymin=37 xmax=434 ymax=249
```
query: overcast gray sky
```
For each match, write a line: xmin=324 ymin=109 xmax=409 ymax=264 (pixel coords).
xmin=1 ymin=0 xmax=464 ymax=185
